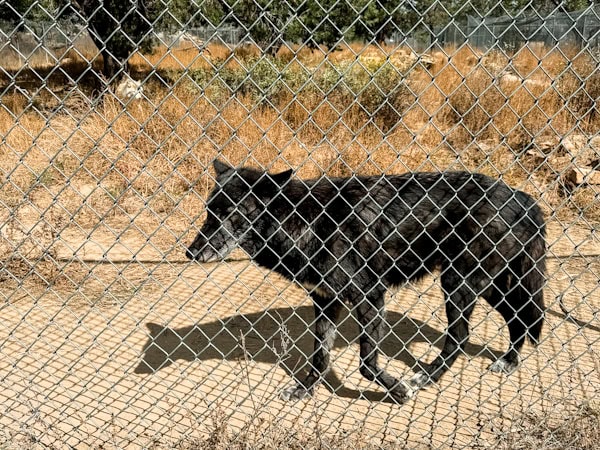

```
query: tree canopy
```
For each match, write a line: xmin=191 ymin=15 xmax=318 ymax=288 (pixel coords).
xmin=1 ymin=0 xmax=594 ymax=76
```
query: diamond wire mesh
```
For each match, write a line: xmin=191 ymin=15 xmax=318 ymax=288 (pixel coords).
xmin=0 ymin=1 xmax=599 ymax=448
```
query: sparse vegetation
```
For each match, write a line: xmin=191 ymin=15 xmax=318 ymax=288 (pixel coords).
xmin=497 ymin=402 xmax=600 ymax=450
xmin=165 ymin=399 xmax=600 ymax=450
xmin=1 ymin=41 xmax=599 ymax=231
xmin=1 ymin=40 xmax=599 ymax=448
xmin=1 ymin=40 xmax=599 ymax=308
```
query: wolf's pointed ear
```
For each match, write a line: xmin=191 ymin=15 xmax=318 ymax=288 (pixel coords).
xmin=213 ymin=159 xmax=232 ymax=175
xmin=270 ymin=169 xmax=293 ymax=186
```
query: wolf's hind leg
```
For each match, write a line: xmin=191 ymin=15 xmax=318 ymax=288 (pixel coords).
xmin=487 ymin=298 xmax=526 ymax=374
xmin=408 ymin=270 xmax=477 ymax=390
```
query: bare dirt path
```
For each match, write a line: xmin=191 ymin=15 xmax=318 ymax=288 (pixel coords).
xmin=0 ymin=221 xmax=598 ymax=448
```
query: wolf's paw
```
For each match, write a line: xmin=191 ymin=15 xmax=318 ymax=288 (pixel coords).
xmin=388 ymin=379 xmax=418 ymax=404
xmin=408 ymin=371 xmax=430 ymax=390
xmin=279 ymin=384 xmax=314 ymax=401
xmin=489 ymin=356 xmax=519 ymax=374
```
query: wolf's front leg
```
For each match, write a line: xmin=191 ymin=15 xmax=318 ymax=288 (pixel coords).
xmin=280 ymin=298 xmax=342 ymax=401
xmin=355 ymin=295 xmax=416 ymax=404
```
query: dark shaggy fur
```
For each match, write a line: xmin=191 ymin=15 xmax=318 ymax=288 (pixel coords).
xmin=186 ymin=160 xmax=546 ymax=403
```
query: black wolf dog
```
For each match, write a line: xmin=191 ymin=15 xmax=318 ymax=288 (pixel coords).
xmin=186 ymin=160 xmax=546 ymax=403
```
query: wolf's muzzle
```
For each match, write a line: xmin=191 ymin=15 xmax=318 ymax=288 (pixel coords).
xmin=185 ymin=247 xmax=201 ymax=260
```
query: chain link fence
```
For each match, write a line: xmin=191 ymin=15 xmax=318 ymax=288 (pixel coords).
xmin=0 ymin=1 xmax=599 ymax=448
xmin=439 ymin=6 xmax=600 ymax=50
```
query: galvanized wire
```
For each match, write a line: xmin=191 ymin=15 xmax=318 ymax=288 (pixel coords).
xmin=0 ymin=1 xmax=599 ymax=448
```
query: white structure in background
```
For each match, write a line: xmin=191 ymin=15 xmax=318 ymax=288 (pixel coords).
xmin=115 ymin=76 xmax=143 ymax=100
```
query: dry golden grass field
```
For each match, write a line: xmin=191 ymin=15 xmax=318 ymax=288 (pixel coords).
xmin=0 ymin=41 xmax=599 ymax=448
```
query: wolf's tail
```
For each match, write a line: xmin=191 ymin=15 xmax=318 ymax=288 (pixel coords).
xmin=511 ymin=224 xmax=546 ymax=345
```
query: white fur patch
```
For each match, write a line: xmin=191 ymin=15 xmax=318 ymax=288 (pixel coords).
xmin=116 ymin=76 xmax=143 ymax=100
xmin=301 ymin=281 xmax=331 ymax=298
xmin=489 ymin=356 xmax=519 ymax=374
xmin=280 ymin=384 xmax=312 ymax=401
xmin=408 ymin=371 xmax=429 ymax=389
xmin=398 ymin=379 xmax=417 ymax=400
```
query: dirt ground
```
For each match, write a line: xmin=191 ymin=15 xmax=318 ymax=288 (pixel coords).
xmin=0 ymin=221 xmax=598 ymax=449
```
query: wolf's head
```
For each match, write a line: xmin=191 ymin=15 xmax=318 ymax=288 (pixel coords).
xmin=186 ymin=160 xmax=292 ymax=262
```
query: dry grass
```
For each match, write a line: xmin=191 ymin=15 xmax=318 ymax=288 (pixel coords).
xmin=170 ymin=408 xmax=390 ymax=450
xmin=1 ymin=41 xmax=599 ymax=281
xmin=168 ymin=402 xmax=600 ymax=450
xmin=2 ymin=40 xmax=600 ymax=450
xmin=169 ymin=399 xmax=599 ymax=450
xmin=497 ymin=402 xmax=600 ymax=450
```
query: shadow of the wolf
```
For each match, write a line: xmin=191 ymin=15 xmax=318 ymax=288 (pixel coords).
xmin=135 ymin=305 xmax=499 ymax=402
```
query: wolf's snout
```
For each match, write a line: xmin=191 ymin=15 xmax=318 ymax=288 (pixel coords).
xmin=186 ymin=235 xmax=221 ymax=262
xmin=185 ymin=246 xmax=200 ymax=260
xmin=186 ymin=233 xmax=208 ymax=260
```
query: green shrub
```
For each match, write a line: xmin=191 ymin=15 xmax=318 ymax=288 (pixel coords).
xmin=182 ymin=54 xmax=413 ymax=130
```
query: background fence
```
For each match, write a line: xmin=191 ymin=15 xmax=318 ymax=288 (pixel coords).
xmin=439 ymin=6 xmax=600 ymax=49
xmin=0 ymin=1 xmax=599 ymax=449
